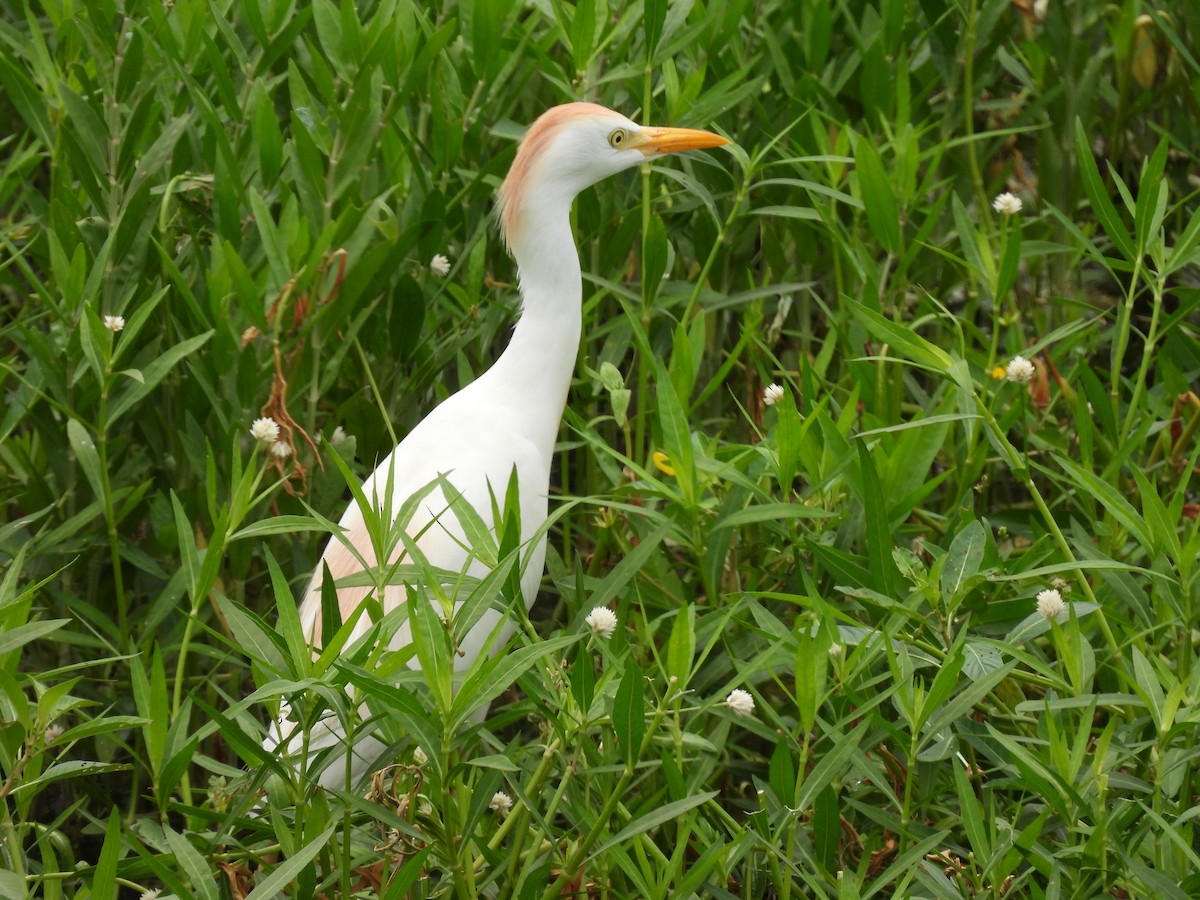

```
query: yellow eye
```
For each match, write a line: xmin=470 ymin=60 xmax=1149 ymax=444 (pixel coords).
xmin=608 ymin=128 xmax=628 ymax=148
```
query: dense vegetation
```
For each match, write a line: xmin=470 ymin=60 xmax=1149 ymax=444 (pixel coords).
xmin=2 ymin=0 xmax=1200 ymax=896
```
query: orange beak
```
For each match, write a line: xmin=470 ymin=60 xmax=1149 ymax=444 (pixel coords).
xmin=630 ymin=126 xmax=730 ymax=157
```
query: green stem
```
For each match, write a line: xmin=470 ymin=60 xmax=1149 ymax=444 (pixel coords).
xmin=493 ymin=740 xmax=561 ymax=889
xmin=900 ymin=730 xmax=920 ymax=848
xmin=538 ymin=704 xmax=671 ymax=900
xmin=1119 ymin=273 xmax=1163 ymax=442
xmin=1109 ymin=255 xmax=1143 ymax=439
xmin=682 ymin=173 xmax=749 ymax=325
xmin=94 ymin=383 xmax=128 ymax=652
xmin=1 ymin=794 xmax=26 ymax=880
xmin=961 ymin=0 xmax=991 ymax=226
xmin=633 ymin=63 xmax=654 ymax=466
xmin=975 ymin=400 xmax=1121 ymax=662
xmin=354 ymin=337 xmax=399 ymax=447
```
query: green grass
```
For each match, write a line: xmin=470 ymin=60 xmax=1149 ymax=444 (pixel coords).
xmin=3 ymin=0 xmax=1200 ymax=896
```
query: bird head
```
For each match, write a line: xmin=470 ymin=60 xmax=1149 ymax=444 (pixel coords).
xmin=497 ymin=102 xmax=728 ymax=251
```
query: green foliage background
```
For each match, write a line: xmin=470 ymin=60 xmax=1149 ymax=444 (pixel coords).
xmin=2 ymin=0 xmax=1200 ymax=896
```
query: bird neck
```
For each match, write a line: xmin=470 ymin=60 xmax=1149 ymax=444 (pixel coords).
xmin=484 ymin=201 xmax=583 ymax=455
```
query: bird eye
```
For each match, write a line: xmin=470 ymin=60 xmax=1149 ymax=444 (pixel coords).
xmin=608 ymin=128 xmax=627 ymax=148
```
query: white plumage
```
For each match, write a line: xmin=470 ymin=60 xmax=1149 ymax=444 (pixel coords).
xmin=265 ymin=102 xmax=728 ymax=789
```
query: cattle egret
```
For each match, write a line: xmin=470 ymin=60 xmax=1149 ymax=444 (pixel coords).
xmin=265 ymin=102 xmax=728 ymax=789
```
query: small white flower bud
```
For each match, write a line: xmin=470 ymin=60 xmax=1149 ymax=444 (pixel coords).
xmin=1006 ymin=356 xmax=1035 ymax=384
xmin=585 ymin=607 xmax=617 ymax=639
xmin=725 ymin=688 xmax=755 ymax=718
xmin=250 ymin=417 xmax=280 ymax=444
xmin=1036 ymin=588 xmax=1065 ymax=620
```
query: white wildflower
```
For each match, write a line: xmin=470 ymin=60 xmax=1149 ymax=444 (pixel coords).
xmin=1036 ymin=588 xmax=1065 ymax=620
xmin=828 ymin=643 xmax=844 ymax=659
xmin=103 ymin=315 xmax=126 ymax=332
xmin=763 ymin=383 xmax=784 ymax=407
xmin=585 ymin=607 xmax=617 ymax=640
xmin=992 ymin=192 xmax=1023 ymax=216
xmin=330 ymin=425 xmax=348 ymax=446
xmin=429 ymin=253 xmax=451 ymax=277
xmin=270 ymin=441 xmax=292 ymax=459
xmin=489 ymin=790 xmax=513 ymax=817
xmin=44 ymin=721 xmax=64 ymax=744
xmin=141 ymin=890 xmax=162 ymax=900
xmin=250 ymin=417 xmax=280 ymax=444
xmin=1006 ymin=355 xmax=1035 ymax=384
xmin=725 ymin=688 xmax=755 ymax=718
xmin=1033 ymin=0 xmax=1049 ymax=21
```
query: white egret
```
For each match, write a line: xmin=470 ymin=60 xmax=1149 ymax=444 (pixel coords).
xmin=265 ymin=102 xmax=728 ymax=789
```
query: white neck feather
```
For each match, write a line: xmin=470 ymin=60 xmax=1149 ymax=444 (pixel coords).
xmin=478 ymin=195 xmax=582 ymax=460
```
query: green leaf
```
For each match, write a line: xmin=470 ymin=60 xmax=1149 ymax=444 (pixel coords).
xmin=165 ymin=827 xmax=218 ymax=900
xmin=773 ymin=383 xmax=803 ymax=491
xmin=56 ymin=715 xmax=150 ymax=745
xmin=926 ymin=661 xmax=1016 ymax=736
xmin=666 ymin=604 xmax=696 ymax=687
xmin=923 ymin=641 xmax=966 ymax=727
xmin=940 ymin=519 xmax=985 ymax=603
xmin=312 ymin=0 xmax=347 ymax=73
xmin=748 ymin=205 xmax=822 ymax=221
xmin=67 ymin=418 xmax=104 ymax=503
xmin=961 ymin=641 xmax=1005 ymax=681
xmin=244 ymin=825 xmax=337 ymax=899
xmin=1133 ymin=138 xmax=1169 ymax=250
xmin=854 ymin=135 xmax=900 ymax=253
xmin=655 ymin=357 xmax=695 ymax=505
xmin=1129 ymin=646 xmax=1165 ymax=733
xmin=849 ymin=301 xmax=954 ymax=373
xmin=643 ymin=0 xmax=667 ymax=55
xmin=586 ymin=521 xmax=670 ymax=610
xmin=1132 ymin=467 xmax=1179 ymax=560
xmin=59 ymin=84 xmax=108 ymax=174
xmin=1053 ymin=454 xmax=1152 ymax=548
xmin=1073 ymin=119 xmax=1134 ymax=260
xmin=995 ymin=217 xmax=1022 ymax=300
xmin=797 ymin=719 xmax=870 ymax=810
xmin=613 ymin=658 xmax=645 ymax=772
xmin=217 ymin=595 xmax=289 ymax=673
xmin=794 ymin=625 xmax=827 ymax=734
xmin=252 ymin=82 xmax=284 ymax=185
xmin=17 ymin=760 xmax=129 ymax=796
xmin=0 ymin=54 xmax=53 ymax=149
xmin=408 ymin=586 xmax=454 ymax=716
xmin=229 ymin=516 xmax=333 ymax=541
xmin=90 ymin=808 xmax=123 ymax=898
xmin=855 ymin=441 xmax=898 ymax=599
xmin=0 ymin=619 xmax=69 ymax=656
xmin=0 ymin=870 xmax=25 ymax=899
xmin=592 ymin=791 xmax=718 ymax=856
xmin=338 ymin=667 xmax=442 ymax=771
xmin=108 ymin=331 xmax=214 ymax=424
xmin=571 ymin=645 xmax=595 ymax=714
xmin=249 ymin=190 xmax=290 ymax=289
xmin=320 ymin=560 xmax=342 ymax=651
xmin=130 ymin=645 xmax=168 ymax=778
xmin=450 ymin=633 xmax=580 ymax=728
xmin=954 ymin=763 xmax=990 ymax=863
xmin=812 ymin=784 xmax=839 ymax=873
xmin=570 ymin=0 xmax=596 ymax=69
xmin=266 ymin=550 xmax=309 ymax=675
xmin=642 ymin=213 xmax=668 ymax=304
